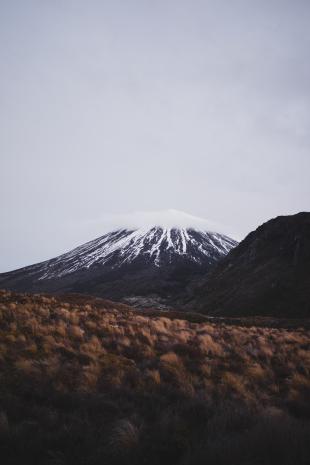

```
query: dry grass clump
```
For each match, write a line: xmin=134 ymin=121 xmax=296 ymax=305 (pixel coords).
xmin=246 ymin=363 xmax=267 ymax=381
xmin=145 ymin=368 xmax=161 ymax=385
xmin=196 ymin=333 xmax=224 ymax=356
xmin=220 ymin=372 xmax=250 ymax=400
xmin=68 ymin=324 xmax=84 ymax=340
xmin=160 ymin=351 xmax=181 ymax=365
xmin=108 ymin=418 xmax=140 ymax=453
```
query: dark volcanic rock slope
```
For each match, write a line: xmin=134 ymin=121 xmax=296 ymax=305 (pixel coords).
xmin=189 ymin=212 xmax=310 ymax=317
xmin=0 ymin=226 xmax=237 ymax=307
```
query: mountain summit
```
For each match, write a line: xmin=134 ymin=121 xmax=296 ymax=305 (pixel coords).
xmin=0 ymin=211 xmax=237 ymax=307
xmin=37 ymin=226 xmax=237 ymax=280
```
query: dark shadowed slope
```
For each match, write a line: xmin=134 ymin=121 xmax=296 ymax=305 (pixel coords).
xmin=188 ymin=212 xmax=310 ymax=317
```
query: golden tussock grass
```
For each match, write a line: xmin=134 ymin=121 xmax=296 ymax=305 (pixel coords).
xmin=0 ymin=290 xmax=309 ymax=465
xmin=0 ymin=289 xmax=309 ymax=409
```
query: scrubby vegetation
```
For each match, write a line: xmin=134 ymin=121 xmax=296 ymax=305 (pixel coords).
xmin=0 ymin=289 xmax=309 ymax=464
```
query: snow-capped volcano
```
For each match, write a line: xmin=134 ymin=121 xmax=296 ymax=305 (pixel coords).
xmin=38 ymin=226 xmax=237 ymax=280
xmin=0 ymin=210 xmax=238 ymax=307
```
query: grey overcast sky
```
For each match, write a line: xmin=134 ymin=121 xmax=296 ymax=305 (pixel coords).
xmin=1 ymin=0 xmax=310 ymax=272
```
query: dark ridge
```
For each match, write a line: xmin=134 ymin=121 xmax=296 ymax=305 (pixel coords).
xmin=187 ymin=212 xmax=310 ymax=318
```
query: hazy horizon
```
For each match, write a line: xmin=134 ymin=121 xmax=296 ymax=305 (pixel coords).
xmin=1 ymin=1 xmax=310 ymax=272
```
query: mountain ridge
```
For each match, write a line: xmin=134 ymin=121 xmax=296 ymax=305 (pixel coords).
xmin=187 ymin=212 xmax=310 ymax=317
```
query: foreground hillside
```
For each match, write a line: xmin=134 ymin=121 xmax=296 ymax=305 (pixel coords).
xmin=0 ymin=290 xmax=309 ymax=465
